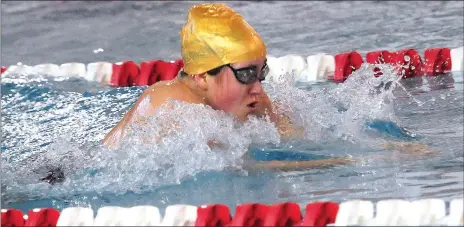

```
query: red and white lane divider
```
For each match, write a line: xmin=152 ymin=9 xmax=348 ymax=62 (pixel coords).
xmin=1 ymin=59 xmax=184 ymax=87
xmin=1 ymin=198 xmax=463 ymax=226
xmin=1 ymin=47 xmax=462 ymax=86
xmin=267 ymin=46 xmax=463 ymax=83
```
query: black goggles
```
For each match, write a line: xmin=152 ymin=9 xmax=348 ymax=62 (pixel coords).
xmin=208 ymin=61 xmax=269 ymax=85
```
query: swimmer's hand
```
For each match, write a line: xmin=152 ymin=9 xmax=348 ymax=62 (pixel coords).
xmin=381 ymin=141 xmax=437 ymax=155
xmin=207 ymin=140 xmax=226 ymax=149
xmin=39 ymin=167 xmax=65 ymax=185
xmin=276 ymin=115 xmax=305 ymax=139
xmin=250 ymin=157 xmax=353 ymax=172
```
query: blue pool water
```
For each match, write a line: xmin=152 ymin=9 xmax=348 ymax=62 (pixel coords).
xmin=1 ymin=1 xmax=463 ymax=213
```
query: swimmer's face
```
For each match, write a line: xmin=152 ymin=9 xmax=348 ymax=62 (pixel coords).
xmin=203 ymin=57 xmax=267 ymax=121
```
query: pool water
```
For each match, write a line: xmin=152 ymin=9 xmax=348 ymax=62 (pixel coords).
xmin=1 ymin=1 xmax=463 ymax=214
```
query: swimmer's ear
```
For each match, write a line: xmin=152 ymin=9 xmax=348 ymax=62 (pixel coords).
xmin=193 ymin=73 xmax=209 ymax=90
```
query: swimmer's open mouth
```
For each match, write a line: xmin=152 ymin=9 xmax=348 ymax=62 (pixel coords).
xmin=247 ymin=101 xmax=258 ymax=109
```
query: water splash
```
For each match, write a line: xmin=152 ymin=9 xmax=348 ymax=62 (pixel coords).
xmin=264 ymin=63 xmax=402 ymax=144
xmin=2 ymin=98 xmax=282 ymax=203
xmin=1 ymin=64 xmax=403 ymax=204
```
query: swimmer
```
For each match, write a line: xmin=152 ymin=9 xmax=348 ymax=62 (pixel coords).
xmin=100 ymin=3 xmax=434 ymax=173
xmin=103 ymin=3 xmax=302 ymax=147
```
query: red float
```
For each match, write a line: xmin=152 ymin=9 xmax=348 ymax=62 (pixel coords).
xmin=424 ymin=48 xmax=452 ymax=75
xmin=174 ymin=59 xmax=184 ymax=69
xmin=365 ymin=50 xmax=397 ymax=77
xmin=333 ymin=51 xmax=364 ymax=82
xmin=111 ymin=63 xmax=122 ymax=86
xmin=25 ymin=208 xmax=60 ymax=227
xmin=1 ymin=66 xmax=6 ymax=74
xmin=195 ymin=204 xmax=232 ymax=226
xmin=154 ymin=60 xmax=183 ymax=83
xmin=228 ymin=203 xmax=269 ymax=226
xmin=366 ymin=50 xmax=397 ymax=64
xmin=1 ymin=209 xmax=25 ymax=227
xmin=110 ymin=61 xmax=140 ymax=87
xmin=393 ymin=49 xmax=424 ymax=78
xmin=299 ymin=202 xmax=339 ymax=226
xmin=262 ymin=202 xmax=302 ymax=227
xmin=137 ymin=60 xmax=160 ymax=86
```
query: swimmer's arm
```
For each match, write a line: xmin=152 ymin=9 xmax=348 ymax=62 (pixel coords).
xmin=246 ymin=141 xmax=436 ymax=172
xmin=381 ymin=140 xmax=437 ymax=155
xmin=248 ymin=144 xmax=437 ymax=172
xmin=248 ymin=157 xmax=354 ymax=172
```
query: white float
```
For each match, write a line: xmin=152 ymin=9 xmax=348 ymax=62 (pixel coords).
xmin=121 ymin=206 xmax=161 ymax=226
xmin=5 ymin=62 xmax=34 ymax=76
xmin=59 ymin=62 xmax=86 ymax=77
xmin=86 ymin=62 xmax=113 ymax=84
xmin=451 ymin=46 xmax=463 ymax=72
xmin=298 ymin=53 xmax=335 ymax=82
xmin=161 ymin=204 xmax=197 ymax=226
xmin=370 ymin=199 xmax=411 ymax=225
xmin=57 ymin=207 xmax=94 ymax=226
xmin=334 ymin=200 xmax=374 ymax=226
xmin=93 ymin=206 xmax=129 ymax=226
xmin=32 ymin=63 xmax=60 ymax=77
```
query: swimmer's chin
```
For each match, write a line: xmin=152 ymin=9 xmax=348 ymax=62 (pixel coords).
xmin=235 ymin=112 xmax=260 ymax=122
xmin=238 ymin=106 xmax=267 ymax=121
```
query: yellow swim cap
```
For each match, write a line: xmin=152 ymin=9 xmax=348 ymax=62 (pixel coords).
xmin=180 ymin=3 xmax=267 ymax=75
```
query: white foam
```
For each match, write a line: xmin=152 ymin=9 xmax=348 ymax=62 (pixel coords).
xmin=264 ymin=63 xmax=400 ymax=143
xmin=8 ymin=99 xmax=281 ymax=197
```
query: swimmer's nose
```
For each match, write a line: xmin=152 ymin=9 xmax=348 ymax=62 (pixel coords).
xmin=249 ymin=80 xmax=263 ymax=95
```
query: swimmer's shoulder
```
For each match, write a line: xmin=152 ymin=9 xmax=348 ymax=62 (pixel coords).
xmin=140 ymin=79 xmax=201 ymax=109
xmin=103 ymin=79 xmax=191 ymax=147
